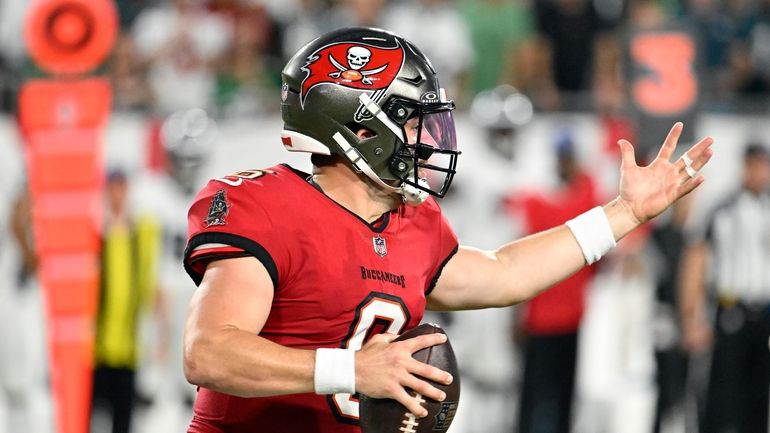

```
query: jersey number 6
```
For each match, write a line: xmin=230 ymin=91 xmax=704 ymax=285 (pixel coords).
xmin=214 ymin=169 xmax=274 ymax=186
xmin=329 ymin=292 xmax=410 ymax=424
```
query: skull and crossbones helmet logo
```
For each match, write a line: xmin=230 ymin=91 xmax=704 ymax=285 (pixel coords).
xmin=328 ymin=45 xmax=387 ymax=84
xmin=347 ymin=46 xmax=371 ymax=69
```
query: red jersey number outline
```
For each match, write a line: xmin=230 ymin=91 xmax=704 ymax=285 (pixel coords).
xmin=214 ymin=169 xmax=275 ymax=187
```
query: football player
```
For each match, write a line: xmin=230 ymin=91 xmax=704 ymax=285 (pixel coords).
xmin=181 ymin=27 xmax=713 ymax=433
xmin=131 ymin=108 xmax=215 ymax=418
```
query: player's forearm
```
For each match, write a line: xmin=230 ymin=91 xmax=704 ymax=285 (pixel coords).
xmin=429 ymin=198 xmax=643 ymax=310
xmin=184 ymin=326 xmax=315 ymax=398
xmin=430 ymin=226 xmax=591 ymax=310
xmin=491 ymin=225 xmax=589 ymax=305
xmin=495 ymin=197 xmax=641 ymax=303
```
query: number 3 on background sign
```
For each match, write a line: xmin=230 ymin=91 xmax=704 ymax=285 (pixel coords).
xmin=631 ymin=32 xmax=697 ymax=116
xmin=330 ymin=293 xmax=410 ymax=423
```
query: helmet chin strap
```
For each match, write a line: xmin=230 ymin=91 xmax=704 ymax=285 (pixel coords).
xmin=332 ymin=132 xmax=429 ymax=206
xmin=356 ymin=93 xmax=429 ymax=206
xmin=401 ymin=177 xmax=430 ymax=206
xmin=328 ymin=93 xmax=432 ymax=206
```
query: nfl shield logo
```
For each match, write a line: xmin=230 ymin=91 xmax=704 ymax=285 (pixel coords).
xmin=372 ymin=236 xmax=387 ymax=257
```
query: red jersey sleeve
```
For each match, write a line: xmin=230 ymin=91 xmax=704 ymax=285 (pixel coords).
xmin=423 ymin=198 xmax=459 ymax=295
xmin=183 ymin=172 xmax=290 ymax=288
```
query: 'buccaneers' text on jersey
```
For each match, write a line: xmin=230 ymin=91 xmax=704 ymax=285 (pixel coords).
xmin=183 ymin=164 xmax=458 ymax=433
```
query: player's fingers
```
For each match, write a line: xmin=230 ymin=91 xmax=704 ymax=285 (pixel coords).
xmin=393 ymin=387 xmax=429 ymax=418
xmin=678 ymin=137 xmax=714 ymax=172
xmin=402 ymin=373 xmax=445 ymax=404
xmin=400 ymin=333 xmax=447 ymax=353
xmin=678 ymin=144 xmax=713 ymax=183
xmin=657 ymin=122 xmax=684 ymax=161
xmin=677 ymin=175 xmax=704 ymax=198
xmin=618 ymin=139 xmax=637 ymax=168
xmin=406 ymin=358 xmax=453 ymax=386
xmin=691 ymin=145 xmax=714 ymax=172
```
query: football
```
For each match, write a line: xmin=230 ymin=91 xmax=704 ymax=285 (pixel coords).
xmin=359 ymin=323 xmax=460 ymax=433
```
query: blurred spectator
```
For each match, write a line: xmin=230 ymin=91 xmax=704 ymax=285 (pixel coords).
xmin=115 ymin=0 xmax=154 ymax=31
xmin=716 ymin=0 xmax=770 ymax=108
xmin=530 ymin=0 xmax=618 ymax=110
xmin=591 ymin=0 xmax=663 ymax=116
xmin=504 ymin=134 xmax=600 ymax=433
xmin=382 ymin=0 xmax=473 ymax=104
xmin=575 ymin=227 xmax=656 ymax=433
xmin=648 ymin=196 xmax=694 ymax=433
xmin=459 ymin=0 xmax=537 ymax=98
xmin=726 ymin=43 xmax=770 ymax=99
xmin=686 ymin=0 xmax=764 ymax=107
xmin=469 ymin=84 xmax=534 ymax=160
xmin=679 ymin=142 xmax=770 ymax=433
xmin=748 ymin=0 xmax=770 ymax=97
xmin=211 ymin=2 xmax=278 ymax=117
xmin=283 ymin=0 xmax=387 ymax=59
xmin=0 ymin=0 xmax=26 ymax=66
xmin=132 ymin=0 xmax=232 ymax=115
xmin=282 ymin=0 xmax=335 ymax=60
xmin=0 ymin=182 xmax=52 ymax=433
xmin=129 ymin=109 xmax=215 ymax=425
xmin=333 ymin=0 xmax=388 ymax=27
xmin=0 ymin=54 xmax=15 ymax=113
xmin=11 ymin=184 xmax=37 ymax=288
xmin=92 ymin=170 xmax=165 ymax=433
xmin=257 ymin=0 xmax=303 ymax=26
xmin=109 ymin=34 xmax=154 ymax=111
xmin=0 ymin=0 xmax=26 ymax=112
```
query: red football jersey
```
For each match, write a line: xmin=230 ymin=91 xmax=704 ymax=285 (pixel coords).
xmin=183 ymin=164 xmax=458 ymax=433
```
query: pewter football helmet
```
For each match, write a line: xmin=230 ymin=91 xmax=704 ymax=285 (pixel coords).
xmin=281 ymin=27 xmax=459 ymax=205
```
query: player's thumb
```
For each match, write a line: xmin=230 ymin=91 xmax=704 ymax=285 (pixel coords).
xmin=617 ymin=139 xmax=636 ymax=167
xmin=381 ymin=332 xmax=399 ymax=343
xmin=368 ymin=332 xmax=398 ymax=345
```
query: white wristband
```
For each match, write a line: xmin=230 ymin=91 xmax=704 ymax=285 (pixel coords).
xmin=565 ymin=206 xmax=617 ymax=265
xmin=314 ymin=348 xmax=356 ymax=395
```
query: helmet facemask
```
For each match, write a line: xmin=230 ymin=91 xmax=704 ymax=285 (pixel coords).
xmin=383 ymin=95 xmax=459 ymax=200
xmin=162 ymin=108 xmax=215 ymax=194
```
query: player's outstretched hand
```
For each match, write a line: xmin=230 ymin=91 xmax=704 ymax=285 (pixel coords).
xmin=355 ymin=332 xmax=453 ymax=418
xmin=617 ymin=122 xmax=714 ymax=225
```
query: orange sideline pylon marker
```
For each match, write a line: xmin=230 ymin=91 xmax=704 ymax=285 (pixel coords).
xmin=21 ymin=1 xmax=116 ymax=430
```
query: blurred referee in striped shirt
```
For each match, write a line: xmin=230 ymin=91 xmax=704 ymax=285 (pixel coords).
xmin=680 ymin=143 xmax=770 ymax=433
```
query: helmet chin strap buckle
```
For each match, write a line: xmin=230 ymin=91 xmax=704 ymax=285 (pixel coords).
xmin=401 ymin=177 xmax=430 ymax=206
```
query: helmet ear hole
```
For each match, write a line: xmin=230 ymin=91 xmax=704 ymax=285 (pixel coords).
xmin=345 ymin=122 xmax=377 ymax=141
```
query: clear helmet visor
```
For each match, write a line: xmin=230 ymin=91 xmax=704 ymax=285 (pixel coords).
xmin=418 ymin=109 xmax=457 ymax=152
xmin=400 ymin=108 xmax=460 ymax=198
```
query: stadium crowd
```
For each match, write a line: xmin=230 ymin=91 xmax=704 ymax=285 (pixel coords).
xmin=1 ymin=0 xmax=770 ymax=116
